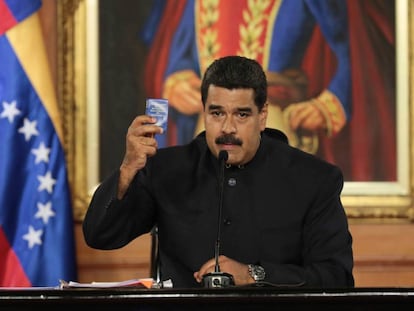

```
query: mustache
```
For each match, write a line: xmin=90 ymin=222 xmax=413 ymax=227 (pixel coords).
xmin=215 ymin=134 xmax=243 ymax=146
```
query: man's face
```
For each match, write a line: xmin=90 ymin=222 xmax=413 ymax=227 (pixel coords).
xmin=204 ymin=85 xmax=268 ymax=165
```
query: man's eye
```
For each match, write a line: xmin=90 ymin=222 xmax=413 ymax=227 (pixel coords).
xmin=239 ymin=112 xmax=249 ymax=118
xmin=212 ymin=111 xmax=222 ymax=116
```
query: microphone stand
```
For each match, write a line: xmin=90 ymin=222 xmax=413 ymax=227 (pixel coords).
xmin=202 ymin=150 xmax=235 ymax=288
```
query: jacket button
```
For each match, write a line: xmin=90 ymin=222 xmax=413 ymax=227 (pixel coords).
xmin=224 ymin=219 xmax=231 ymax=225
xmin=228 ymin=178 xmax=236 ymax=186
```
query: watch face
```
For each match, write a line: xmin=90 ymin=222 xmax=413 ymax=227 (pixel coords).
xmin=249 ymin=264 xmax=265 ymax=281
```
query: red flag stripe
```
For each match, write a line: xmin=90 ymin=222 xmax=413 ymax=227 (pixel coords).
xmin=0 ymin=228 xmax=31 ymax=287
xmin=0 ymin=0 xmax=18 ymax=35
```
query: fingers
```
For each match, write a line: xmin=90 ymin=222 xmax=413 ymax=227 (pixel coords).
xmin=194 ymin=256 xmax=253 ymax=285
xmin=130 ymin=115 xmax=164 ymax=136
xmin=288 ymin=102 xmax=326 ymax=132
xmin=123 ymin=117 xmax=161 ymax=163
xmin=168 ymin=80 xmax=203 ymax=115
xmin=120 ymin=115 xmax=163 ymax=173
xmin=125 ymin=134 xmax=157 ymax=162
xmin=194 ymin=258 xmax=216 ymax=283
xmin=179 ymin=90 xmax=203 ymax=115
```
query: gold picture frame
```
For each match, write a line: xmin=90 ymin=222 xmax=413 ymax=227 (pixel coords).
xmin=58 ymin=0 xmax=414 ymax=222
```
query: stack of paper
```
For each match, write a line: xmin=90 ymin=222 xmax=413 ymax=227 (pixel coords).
xmin=59 ymin=278 xmax=154 ymax=289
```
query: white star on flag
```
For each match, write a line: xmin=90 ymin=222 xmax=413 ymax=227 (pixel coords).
xmin=35 ymin=201 xmax=55 ymax=224
xmin=31 ymin=142 xmax=51 ymax=164
xmin=18 ymin=118 xmax=39 ymax=141
xmin=0 ymin=100 xmax=21 ymax=123
xmin=37 ymin=171 xmax=57 ymax=194
xmin=22 ymin=225 xmax=43 ymax=249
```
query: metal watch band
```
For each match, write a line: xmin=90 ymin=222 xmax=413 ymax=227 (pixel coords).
xmin=248 ymin=264 xmax=265 ymax=282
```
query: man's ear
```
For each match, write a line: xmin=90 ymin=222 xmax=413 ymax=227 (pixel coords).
xmin=259 ymin=103 xmax=268 ymax=130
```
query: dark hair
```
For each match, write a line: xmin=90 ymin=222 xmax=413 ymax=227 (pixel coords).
xmin=200 ymin=55 xmax=267 ymax=111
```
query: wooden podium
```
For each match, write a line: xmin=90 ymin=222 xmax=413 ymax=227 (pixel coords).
xmin=1 ymin=287 xmax=414 ymax=310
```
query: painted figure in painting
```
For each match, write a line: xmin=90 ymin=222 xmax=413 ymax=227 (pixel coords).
xmin=143 ymin=0 xmax=395 ymax=181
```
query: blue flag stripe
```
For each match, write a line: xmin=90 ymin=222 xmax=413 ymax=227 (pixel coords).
xmin=0 ymin=1 xmax=77 ymax=286
xmin=4 ymin=0 xmax=41 ymax=23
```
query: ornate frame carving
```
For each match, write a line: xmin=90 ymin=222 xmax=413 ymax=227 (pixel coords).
xmin=58 ymin=0 xmax=414 ymax=222
xmin=57 ymin=0 xmax=88 ymax=220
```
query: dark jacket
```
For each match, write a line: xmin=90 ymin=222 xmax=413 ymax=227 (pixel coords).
xmin=83 ymin=128 xmax=354 ymax=288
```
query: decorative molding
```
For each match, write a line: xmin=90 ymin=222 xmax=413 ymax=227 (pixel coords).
xmin=57 ymin=0 xmax=89 ymax=221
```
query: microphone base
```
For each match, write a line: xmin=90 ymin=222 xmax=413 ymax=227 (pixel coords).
xmin=202 ymin=272 xmax=235 ymax=288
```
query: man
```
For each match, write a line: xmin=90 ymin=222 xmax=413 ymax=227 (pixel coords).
xmin=83 ymin=56 xmax=354 ymax=288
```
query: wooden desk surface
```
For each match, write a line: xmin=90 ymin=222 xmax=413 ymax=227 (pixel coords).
xmin=1 ymin=287 xmax=414 ymax=310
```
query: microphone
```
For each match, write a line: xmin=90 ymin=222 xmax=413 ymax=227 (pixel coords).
xmin=202 ymin=150 xmax=235 ymax=288
xmin=218 ymin=150 xmax=228 ymax=162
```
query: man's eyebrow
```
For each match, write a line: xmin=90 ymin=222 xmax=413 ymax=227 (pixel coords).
xmin=207 ymin=104 xmax=223 ymax=111
xmin=207 ymin=105 xmax=253 ymax=112
xmin=237 ymin=107 xmax=253 ymax=113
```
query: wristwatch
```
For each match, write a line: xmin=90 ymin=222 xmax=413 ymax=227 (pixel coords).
xmin=248 ymin=264 xmax=265 ymax=282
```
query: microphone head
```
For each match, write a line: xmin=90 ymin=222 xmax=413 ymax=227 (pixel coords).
xmin=218 ymin=150 xmax=228 ymax=162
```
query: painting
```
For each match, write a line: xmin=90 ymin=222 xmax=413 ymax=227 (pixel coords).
xmin=57 ymin=0 xmax=413 ymax=221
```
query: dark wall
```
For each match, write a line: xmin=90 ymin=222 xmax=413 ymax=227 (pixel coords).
xmin=99 ymin=0 xmax=153 ymax=178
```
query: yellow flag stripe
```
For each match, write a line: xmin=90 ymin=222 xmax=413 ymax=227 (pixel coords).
xmin=6 ymin=12 xmax=63 ymax=143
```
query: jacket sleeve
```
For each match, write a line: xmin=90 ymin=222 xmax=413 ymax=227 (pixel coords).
xmin=82 ymin=169 xmax=156 ymax=250
xmin=262 ymin=166 xmax=354 ymax=287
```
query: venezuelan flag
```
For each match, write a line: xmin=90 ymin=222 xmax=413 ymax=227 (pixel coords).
xmin=0 ymin=0 xmax=77 ymax=286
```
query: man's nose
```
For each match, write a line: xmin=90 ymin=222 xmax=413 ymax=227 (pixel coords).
xmin=222 ymin=115 xmax=236 ymax=133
